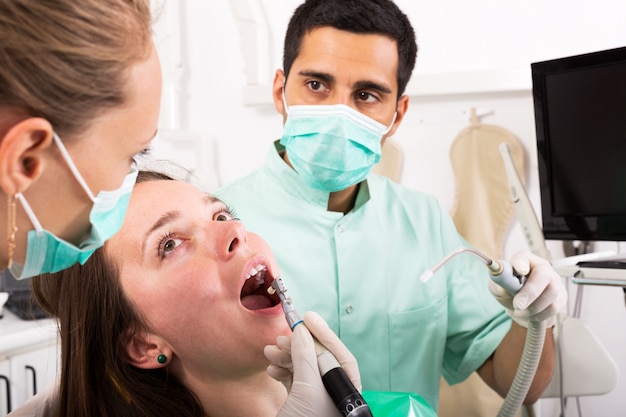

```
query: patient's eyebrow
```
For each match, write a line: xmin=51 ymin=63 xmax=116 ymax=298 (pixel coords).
xmin=203 ymin=194 xmax=221 ymax=205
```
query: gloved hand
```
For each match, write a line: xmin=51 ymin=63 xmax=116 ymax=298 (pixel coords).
xmin=488 ymin=250 xmax=567 ymax=328
xmin=265 ymin=311 xmax=361 ymax=417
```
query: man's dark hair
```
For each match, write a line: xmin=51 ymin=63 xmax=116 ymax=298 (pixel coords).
xmin=283 ymin=0 xmax=418 ymax=98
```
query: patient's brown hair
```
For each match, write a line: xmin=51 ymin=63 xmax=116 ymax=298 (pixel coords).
xmin=32 ymin=171 xmax=205 ymax=417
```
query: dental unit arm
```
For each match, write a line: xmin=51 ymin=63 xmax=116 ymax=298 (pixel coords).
xmin=421 ymin=247 xmax=546 ymax=417
xmin=270 ymin=277 xmax=374 ymax=417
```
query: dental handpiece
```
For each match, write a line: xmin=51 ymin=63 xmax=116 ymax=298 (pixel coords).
xmin=421 ymin=247 xmax=547 ymax=417
xmin=270 ymin=277 xmax=374 ymax=417
xmin=420 ymin=247 xmax=526 ymax=295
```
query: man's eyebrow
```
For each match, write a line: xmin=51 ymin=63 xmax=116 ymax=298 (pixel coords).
xmin=354 ymin=80 xmax=392 ymax=95
xmin=297 ymin=70 xmax=392 ymax=95
xmin=297 ymin=70 xmax=335 ymax=84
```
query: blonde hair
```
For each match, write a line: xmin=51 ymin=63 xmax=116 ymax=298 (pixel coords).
xmin=0 ymin=0 xmax=152 ymax=138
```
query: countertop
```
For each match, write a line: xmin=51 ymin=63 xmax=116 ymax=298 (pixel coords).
xmin=0 ymin=309 xmax=57 ymax=358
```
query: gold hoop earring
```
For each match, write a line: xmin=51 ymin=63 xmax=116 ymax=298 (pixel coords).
xmin=7 ymin=194 xmax=17 ymax=268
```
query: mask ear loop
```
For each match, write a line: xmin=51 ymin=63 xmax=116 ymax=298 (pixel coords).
xmin=281 ymin=80 xmax=290 ymax=116
xmin=52 ymin=132 xmax=96 ymax=203
xmin=382 ymin=112 xmax=398 ymax=135
xmin=13 ymin=133 xmax=100 ymax=234
xmin=15 ymin=193 xmax=44 ymax=234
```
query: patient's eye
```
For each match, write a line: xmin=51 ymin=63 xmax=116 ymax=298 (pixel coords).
xmin=215 ymin=212 xmax=232 ymax=222
xmin=158 ymin=232 xmax=183 ymax=258
xmin=163 ymin=238 xmax=181 ymax=254
xmin=213 ymin=202 xmax=239 ymax=222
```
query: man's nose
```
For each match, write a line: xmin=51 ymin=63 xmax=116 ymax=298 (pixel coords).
xmin=332 ymin=89 xmax=353 ymax=107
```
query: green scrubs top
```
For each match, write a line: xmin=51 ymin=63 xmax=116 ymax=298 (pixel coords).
xmin=216 ymin=142 xmax=511 ymax=409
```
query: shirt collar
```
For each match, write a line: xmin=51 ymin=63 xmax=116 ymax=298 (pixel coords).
xmin=265 ymin=140 xmax=371 ymax=211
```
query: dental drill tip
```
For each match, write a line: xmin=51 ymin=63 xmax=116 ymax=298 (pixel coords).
xmin=267 ymin=286 xmax=276 ymax=295
xmin=420 ymin=270 xmax=433 ymax=283
xmin=270 ymin=277 xmax=284 ymax=294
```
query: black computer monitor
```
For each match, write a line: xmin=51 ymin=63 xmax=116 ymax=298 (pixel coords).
xmin=532 ymin=46 xmax=626 ymax=241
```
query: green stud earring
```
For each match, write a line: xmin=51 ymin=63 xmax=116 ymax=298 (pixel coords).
xmin=157 ymin=354 xmax=167 ymax=364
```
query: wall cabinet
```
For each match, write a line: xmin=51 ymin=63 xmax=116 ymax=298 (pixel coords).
xmin=0 ymin=310 xmax=58 ymax=416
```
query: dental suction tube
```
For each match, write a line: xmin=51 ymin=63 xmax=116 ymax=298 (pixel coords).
xmin=421 ymin=247 xmax=545 ymax=417
xmin=420 ymin=247 xmax=526 ymax=294
xmin=270 ymin=277 xmax=374 ymax=417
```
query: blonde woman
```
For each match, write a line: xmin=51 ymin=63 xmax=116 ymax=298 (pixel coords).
xmin=0 ymin=0 xmax=160 ymax=278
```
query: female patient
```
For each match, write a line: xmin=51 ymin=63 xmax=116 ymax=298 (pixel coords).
xmin=21 ymin=171 xmax=358 ymax=417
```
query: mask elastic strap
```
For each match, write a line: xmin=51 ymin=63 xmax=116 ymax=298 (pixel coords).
xmin=282 ymin=81 xmax=290 ymax=116
xmin=383 ymin=112 xmax=398 ymax=135
xmin=52 ymin=132 xmax=96 ymax=202
xmin=16 ymin=193 xmax=44 ymax=233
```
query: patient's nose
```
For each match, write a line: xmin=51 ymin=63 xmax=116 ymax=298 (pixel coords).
xmin=215 ymin=220 xmax=246 ymax=260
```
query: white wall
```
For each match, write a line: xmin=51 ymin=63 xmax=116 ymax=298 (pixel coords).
xmin=152 ymin=1 xmax=626 ymax=415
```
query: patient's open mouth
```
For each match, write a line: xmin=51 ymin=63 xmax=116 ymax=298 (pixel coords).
xmin=240 ymin=264 xmax=280 ymax=310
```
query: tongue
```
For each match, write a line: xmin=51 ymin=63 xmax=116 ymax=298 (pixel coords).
xmin=241 ymin=294 xmax=274 ymax=310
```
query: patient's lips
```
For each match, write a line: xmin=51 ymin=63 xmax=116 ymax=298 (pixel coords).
xmin=240 ymin=264 xmax=279 ymax=310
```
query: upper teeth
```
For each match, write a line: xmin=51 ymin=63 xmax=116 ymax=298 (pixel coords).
xmin=246 ymin=264 xmax=266 ymax=284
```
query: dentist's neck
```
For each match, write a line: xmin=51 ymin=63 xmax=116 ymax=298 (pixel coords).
xmin=327 ymin=185 xmax=359 ymax=214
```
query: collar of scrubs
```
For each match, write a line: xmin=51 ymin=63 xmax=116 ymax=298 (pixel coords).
xmin=268 ymin=140 xmax=371 ymax=212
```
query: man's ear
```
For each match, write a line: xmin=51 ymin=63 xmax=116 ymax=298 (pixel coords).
xmin=125 ymin=332 xmax=173 ymax=369
xmin=383 ymin=95 xmax=409 ymax=141
xmin=0 ymin=118 xmax=54 ymax=195
xmin=272 ymin=69 xmax=287 ymax=119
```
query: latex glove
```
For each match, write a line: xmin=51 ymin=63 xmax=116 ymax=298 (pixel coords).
xmin=488 ymin=250 xmax=567 ymax=328
xmin=265 ymin=311 xmax=362 ymax=417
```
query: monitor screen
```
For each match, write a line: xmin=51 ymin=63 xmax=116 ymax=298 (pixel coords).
xmin=532 ymin=46 xmax=626 ymax=241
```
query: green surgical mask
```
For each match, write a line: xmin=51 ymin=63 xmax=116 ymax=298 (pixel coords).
xmin=9 ymin=133 xmax=138 ymax=279
xmin=280 ymin=102 xmax=396 ymax=192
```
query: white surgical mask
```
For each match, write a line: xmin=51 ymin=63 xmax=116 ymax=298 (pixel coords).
xmin=9 ymin=133 xmax=138 ymax=279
